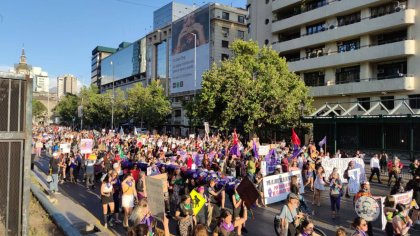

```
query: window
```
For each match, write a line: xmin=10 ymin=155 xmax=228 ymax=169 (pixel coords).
xmin=376 ymin=29 xmax=407 ymax=45
xmin=222 ymin=12 xmax=230 ymax=20
xmin=370 ymin=1 xmax=407 ymax=19
xmin=238 ymin=15 xmax=245 ymax=23
xmin=336 ymin=65 xmax=360 ymax=84
xmin=377 ymin=61 xmax=407 ymax=80
xmin=222 ymin=27 xmax=229 ymax=37
xmin=381 ymin=96 xmax=394 ymax=110
xmin=264 ymin=39 xmax=269 ymax=45
xmin=337 ymin=12 xmax=361 ymax=27
xmin=222 ymin=40 xmax=229 ymax=48
xmin=174 ymin=110 xmax=182 ymax=117
xmin=337 ymin=39 xmax=360 ymax=53
xmin=265 ymin=19 xmax=269 ymax=25
xmin=221 ymin=54 xmax=229 ymax=60
xmin=266 ymin=0 xmax=269 ymax=4
xmin=237 ymin=30 xmax=245 ymax=40
xmin=409 ymin=95 xmax=420 ymax=109
xmin=306 ymin=46 xmax=324 ymax=58
xmin=358 ymin=97 xmax=371 ymax=111
xmin=304 ymin=71 xmax=325 ymax=87
xmin=306 ymin=22 xmax=325 ymax=35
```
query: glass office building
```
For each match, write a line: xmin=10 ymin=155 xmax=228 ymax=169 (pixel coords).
xmin=153 ymin=2 xmax=196 ymax=30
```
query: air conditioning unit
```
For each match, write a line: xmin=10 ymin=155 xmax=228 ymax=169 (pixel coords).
xmin=395 ymin=2 xmax=406 ymax=12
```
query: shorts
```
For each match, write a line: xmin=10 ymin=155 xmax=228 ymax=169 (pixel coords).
xmin=122 ymin=194 xmax=134 ymax=208
xmin=101 ymin=194 xmax=113 ymax=205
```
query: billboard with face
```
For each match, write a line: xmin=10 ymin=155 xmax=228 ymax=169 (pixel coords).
xmin=171 ymin=5 xmax=210 ymax=95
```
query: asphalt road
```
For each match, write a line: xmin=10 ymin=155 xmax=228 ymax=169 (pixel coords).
xmin=34 ymin=154 xmax=407 ymax=236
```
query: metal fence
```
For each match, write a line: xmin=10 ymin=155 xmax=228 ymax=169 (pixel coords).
xmin=0 ymin=74 xmax=31 ymax=236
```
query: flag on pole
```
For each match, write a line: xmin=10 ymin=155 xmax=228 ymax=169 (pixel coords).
xmin=233 ymin=128 xmax=238 ymax=145
xmin=291 ymin=144 xmax=301 ymax=159
xmin=253 ymin=140 xmax=258 ymax=158
xmin=318 ymin=136 xmax=327 ymax=147
xmin=134 ymin=127 xmax=138 ymax=135
xmin=120 ymin=127 xmax=124 ymax=136
xmin=291 ymin=128 xmax=301 ymax=146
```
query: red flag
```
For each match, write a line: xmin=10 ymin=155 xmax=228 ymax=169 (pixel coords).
xmin=233 ymin=128 xmax=238 ymax=145
xmin=291 ymin=128 xmax=301 ymax=146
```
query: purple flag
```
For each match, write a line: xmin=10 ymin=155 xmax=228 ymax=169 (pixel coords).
xmin=253 ymin=141 xmax=258 ymax=158
xmin=194 ymin=153 xmax=201 ymax=167
xmin=318 ymin=136 xmax=327 ymax=147
xmin=265 ymin=148 xmax=275 ymax=162
xmin=291 ymin=144 xmax=301 ymax=159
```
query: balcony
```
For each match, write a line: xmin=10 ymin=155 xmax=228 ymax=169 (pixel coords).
xmin=310 ymin=76 xmax=415 ymax=98
xmin=272 ymin=0 xmax=300 ymax=12
xmin=273 ymin=8 xmax=415 ymax=52
xmin=288 ymin=40 xmax=415 ymax=72
xmin=272 ymin=0 xmax=380 ymax=33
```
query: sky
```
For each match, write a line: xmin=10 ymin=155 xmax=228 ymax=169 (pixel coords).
xmin=0 ymin=0 xmax=246 ymax=87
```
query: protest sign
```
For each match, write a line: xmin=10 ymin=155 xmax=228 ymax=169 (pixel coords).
xmin=347 ymin=169 xmax=360 ymax=194
xmin=60 ymin=143 xmax=71 ymax=154
xmin=190 ymin=189 xmax=206 ymax=215
xmin=258 ymin=145 xmax=270 ymax=156
xmin=87 ymin=153 xmax=97 ymax=160
xmin=236 ymin=177 xmax=259 ymax=209
xmin=381 ymin=190 xmax=414 ymax=230
xmin=262 ymin=170 xmax=304 ymax=204
xmin=321 ymin=158 xmax=365 ymax=183
xmin=80 ymin=139 xmax=93 ymax=154
xmin=260 ymin=161 xmax=267 ymax=176
xmin=355 ymin=196 xmax=380 ymax=221
xmin=146 ymin=174 xmax=168 ymax=221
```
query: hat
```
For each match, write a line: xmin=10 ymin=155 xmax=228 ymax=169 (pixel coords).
xmin=287 ymin=193 xmax=299 ymax=201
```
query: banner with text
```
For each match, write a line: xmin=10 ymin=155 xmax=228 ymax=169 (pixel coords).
xmin=321 ymin=158 xmax=366 ymax=183
xmin=263 ymin=170 xmax=304 ymax=205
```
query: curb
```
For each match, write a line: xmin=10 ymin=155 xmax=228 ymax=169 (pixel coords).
xmin=30 ymin=183 xmax=82 ymax=236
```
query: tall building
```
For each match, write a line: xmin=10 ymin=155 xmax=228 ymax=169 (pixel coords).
xmin=32 ymin=67 xmax=49 ymax=93
xmin=153 ymin=2 xmax=196 ymax=30
xmin=57 ymin=74 xmax=78 ymax=99
xmin=248 ymin=0 xmax=420 ymax=159
xmin=91 ymin=46 xmax=117 ymax=88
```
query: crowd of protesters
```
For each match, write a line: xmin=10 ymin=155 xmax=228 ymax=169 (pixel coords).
xmin=32 ymin=125 xmax=420 ymax=236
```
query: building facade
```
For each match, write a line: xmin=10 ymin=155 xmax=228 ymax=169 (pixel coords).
xmin=91 ymin=46 xmax=116 ymax=88
xmin=248 ymin=0 xmax=420 ymax=159
xmin=32 ymin=67 xmax=49 ymax=93
xmin=57 ymin=74 xmax=78 ymax=99
xmin=153 ymin=2 xmax=196 ymax=30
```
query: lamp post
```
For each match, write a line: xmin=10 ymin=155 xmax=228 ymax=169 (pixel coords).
xmin=189 ymin=32 xmax=197 ymax=99
xmin=111 ymin=61 xmax=115 ymax=131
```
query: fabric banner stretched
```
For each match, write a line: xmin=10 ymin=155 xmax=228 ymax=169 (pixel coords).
xmin=146 ymin=173 xmax=168 ymax=221
xmin=80 ymin=139 xmax=93 ymax=154
xmin=321 ymin=158 xmax=366 ymax=183
xmin=381 ymin=190 xmax=413 ymax=230
xmin=347 ymin=169 xmax=360 ymax=194
xmin=60 ymin=143 xmax=71 ymax=154
xmin=262 ymin=170 xmax=304 ymax=205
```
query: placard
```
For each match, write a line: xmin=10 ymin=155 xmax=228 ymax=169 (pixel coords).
xmin=80 ymin=139 xmax=93 ymax=154
xmin=146 ymin=175 xmax=167 ymax=221
xmin=355 ymin=196 xmax=380 ymax=221
xmin=236 ymin=177 xmax=260 ymax=209
xmin=321 ymin=158 xmax=366 ymax=183
xmin=260 ymin=161 xmax=267 ymax=177
xmin=347 ymin=169 xmax=360 ymax=194
xmin=259 ymin=145 xmax=270 ymax=156
xmin=190 ymin=189 xmax=206 ymax=215
xmin=262 ymin=170 xmax=304 ymax=205
xmin=60 ymin=143 xmax=71 ymax=154
xmin=381 ymin=190 xmax=414 ymax=230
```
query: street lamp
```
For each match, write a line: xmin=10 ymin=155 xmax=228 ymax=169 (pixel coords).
xmin=111 ymin=61 xmax=115 ymax=131
xmin=189 ymin=32 xmax=197 ymax=99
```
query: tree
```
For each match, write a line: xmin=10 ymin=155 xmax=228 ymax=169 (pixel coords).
xmin=127 ymin=80 xmax=171 ymax=129
xmin=32 ymin=99 xmax=47 ymax=120
xmin=53 ymin=94 xmax=79 ymax=126
xmin=190 ymin=40 xmax=312 ymax=134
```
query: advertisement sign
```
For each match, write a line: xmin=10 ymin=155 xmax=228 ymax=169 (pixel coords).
xmin=347 ymin=169 xmax=360 ymax=194
xmin=171 ymin=5 xmax=210 ymax=94
xmin=263 ymin=170 xmax=304 ymax=205
xmin=60 ymin=143 xmax=71 ymax=154
xmin=190 ymin=189 xmax=206 ymax=215
xmin=355 ymin=196 xmax=380 ymax=221
xmin=321 ymin=158 xmax=366 ymax=183
xmin=80 ymin=139 xmax=93 ymax=154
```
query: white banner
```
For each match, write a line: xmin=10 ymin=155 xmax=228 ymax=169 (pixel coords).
xmin=258 ymin=145 xmax=270 ymax=156
xmin=381 ymin=190 xmax=413 ymax=230
xmin=260 ymin=161 xmax=267 ymax=177
xmin=321 ymin=158 xmax=366 ymax=183
xmin=263 ymin=170 xmax=304 ymax=205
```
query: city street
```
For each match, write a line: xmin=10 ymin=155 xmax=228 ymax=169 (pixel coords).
xmin=34 ymin=153 xmax=393 ymax=236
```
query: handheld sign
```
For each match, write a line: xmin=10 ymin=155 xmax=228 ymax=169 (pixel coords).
xmin=60 ymin=143 xmax=71 ymax=154
xmin=236 ymin=177 xmax=259 ymax=209
xmin=145 ymin=173 xmax=168 ymax=221
xmin=355 ymin=196 xmax=380 ymax=221
xmin=80 ymin=139 xmax=93 ymax=154
xmin=190 ymin=189 xmax=206 ymax=215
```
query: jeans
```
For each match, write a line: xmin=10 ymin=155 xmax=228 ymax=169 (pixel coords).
xmin=86 ymin=173 xmax=94 ymax=188
xmin=330 ymin=195 xmax=341 ymax=212
xmin=369 ymin=167 xmax=381 ymax=183
xmin=49 ymin=174 xmax=59 ymax=192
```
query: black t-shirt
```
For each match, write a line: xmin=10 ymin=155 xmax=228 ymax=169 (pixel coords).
xmin=50 ymin=157 xmax=60 ymax=174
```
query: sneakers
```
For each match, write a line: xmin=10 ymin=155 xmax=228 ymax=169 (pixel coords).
xmin=104 ymin=223 xmax=108 ymax=228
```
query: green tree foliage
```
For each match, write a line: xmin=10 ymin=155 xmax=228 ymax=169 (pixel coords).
xmin=53 ymin=94 xmax=79 ymax=126
xmin=190 ymin=40 xmax=312 ymax=133
xmin=32 ymin=99 xmax=47 ymax=119
xmin=127 ymin=80 xmax=171 ymax=129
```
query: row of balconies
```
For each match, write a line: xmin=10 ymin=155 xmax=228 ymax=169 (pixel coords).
xmin=272 ymin=6 xmax=415 ymax=53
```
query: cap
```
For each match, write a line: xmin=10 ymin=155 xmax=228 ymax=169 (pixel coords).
xmin=287 ymin=193 xmax=299 ymax=201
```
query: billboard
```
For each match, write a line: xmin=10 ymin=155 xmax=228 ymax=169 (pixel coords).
xmin=171 ymin=5 xmax=210 ymax=95
xmin=101 ymin=43 xmax=139 ymax=85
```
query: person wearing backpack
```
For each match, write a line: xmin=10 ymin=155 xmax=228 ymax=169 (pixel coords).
xmin=276 ymin=193 xmax=305 ymax=236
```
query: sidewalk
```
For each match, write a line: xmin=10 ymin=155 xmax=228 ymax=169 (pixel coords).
xmin=32 ymin=165 xmax=117 ymax=236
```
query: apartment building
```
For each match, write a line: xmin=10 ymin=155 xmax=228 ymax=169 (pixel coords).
xmin=248 ymin=0 xmax=420 ymax=159
xmin=57 ymin=74 xmax=78 ymax=99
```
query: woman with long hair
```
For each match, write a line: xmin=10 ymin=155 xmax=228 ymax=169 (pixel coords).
xmin=351 ymin=217 xmax=368 ymax=236
xmin=213 ymin=207 xmax=247 ymax=236
xmin=383 ymin=195 xmax=396 ymax=236
xmin=175 ymin=195 xmax=195 ymax=236
xmin=392 ymin=203 xmax=412 ymax=236
xmin=313 ymin=166 xmax=327 ymax=207
xmin=329 ymin=172 xmax=342 ymax=219
xmin=100 ymin=174 xmax=116 ymax=228
xmin=121 ymin=172 xmax=138 ymax=228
